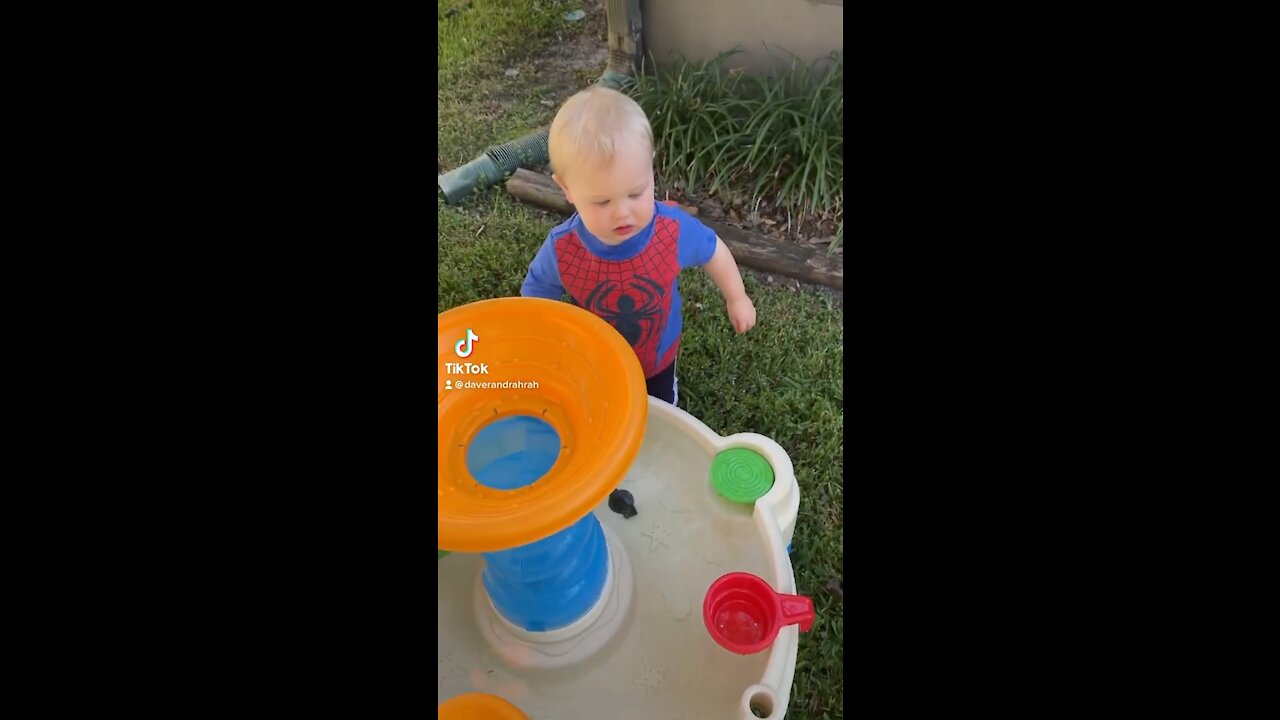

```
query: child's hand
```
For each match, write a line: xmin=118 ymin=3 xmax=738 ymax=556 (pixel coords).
xmin=727 ymin=296 xmax=757 ymax=334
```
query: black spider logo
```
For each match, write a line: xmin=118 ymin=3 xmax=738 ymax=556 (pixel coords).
xmin=583 ymin=276 xmax=666 ymax=347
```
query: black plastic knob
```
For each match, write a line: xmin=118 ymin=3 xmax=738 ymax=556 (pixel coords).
xmin=608 ymin=489 xmax=637 ymax=519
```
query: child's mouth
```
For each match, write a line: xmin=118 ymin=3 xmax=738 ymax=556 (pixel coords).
xmin=614 ymin=225 xmax=633 ymax=234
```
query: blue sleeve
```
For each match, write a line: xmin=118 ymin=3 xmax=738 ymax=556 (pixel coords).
xmin=520 ymin=237 xmax=565 ymax=299
xmin=673 ymin=210 xmax=718 ymax=269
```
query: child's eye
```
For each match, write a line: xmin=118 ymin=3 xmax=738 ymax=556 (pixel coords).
xmin=628 ymin=193 xmax=641 ymax=199
xmin=594 ymin=200 xmax=610 ymax=206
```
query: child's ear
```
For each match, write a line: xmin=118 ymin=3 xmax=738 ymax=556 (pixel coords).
xmin=552 ymin=173 xmax=574 ymax=205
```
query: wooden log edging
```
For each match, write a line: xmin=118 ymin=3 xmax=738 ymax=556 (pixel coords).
xmin=505 ymin=169 xmax=843 ymax=291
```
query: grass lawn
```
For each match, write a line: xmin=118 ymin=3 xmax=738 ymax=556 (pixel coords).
xmin=439 ymin=2 xmax=844 ymax=717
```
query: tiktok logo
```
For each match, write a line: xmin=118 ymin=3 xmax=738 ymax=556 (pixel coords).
xmin=454 ymin=329 xmax=479 ymax=358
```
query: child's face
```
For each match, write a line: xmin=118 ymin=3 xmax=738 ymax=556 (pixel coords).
xmin=555 ymin=137 xmax=656 ymax=245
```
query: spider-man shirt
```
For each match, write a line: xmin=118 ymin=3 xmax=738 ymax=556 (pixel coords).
xmin=520 ymin=203 xmax=717 ymax=378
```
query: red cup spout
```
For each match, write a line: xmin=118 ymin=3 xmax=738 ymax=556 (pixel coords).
xmin=779 ymin=595 xmax=815 ymax=632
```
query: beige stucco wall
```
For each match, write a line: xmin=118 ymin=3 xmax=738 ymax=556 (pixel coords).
xmin=641 ymin=0 xmax=842 ymax=75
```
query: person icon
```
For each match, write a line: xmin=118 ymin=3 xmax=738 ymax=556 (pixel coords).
xmin=445 ymin=379 xmax=453 ymax=390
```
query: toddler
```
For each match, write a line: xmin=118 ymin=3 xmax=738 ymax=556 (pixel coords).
xmin=520 ymin=86 xmax=756 ymax=404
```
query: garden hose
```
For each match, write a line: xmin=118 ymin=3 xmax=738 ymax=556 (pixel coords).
xmin=437 ymin=72 xmax=632 ymax=205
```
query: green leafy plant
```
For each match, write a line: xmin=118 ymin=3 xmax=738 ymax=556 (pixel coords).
xmin=623 ymin=48 xmax=843 ymax=252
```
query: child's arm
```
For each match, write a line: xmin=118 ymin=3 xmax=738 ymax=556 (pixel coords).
xmin=520 ymin=238 xmax=566 ymax=300
xmin=703 ymin=236 xmax=757 ymax=334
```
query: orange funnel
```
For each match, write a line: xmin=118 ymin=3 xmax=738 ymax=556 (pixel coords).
xmin=438 ymin=298 xmax=648 ymax=553
xmin=438 ymin=692 xmax=528 ymax=719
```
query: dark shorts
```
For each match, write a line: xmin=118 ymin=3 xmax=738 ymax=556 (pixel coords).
xmin=646 ymin=360 xmax=678 ymax=405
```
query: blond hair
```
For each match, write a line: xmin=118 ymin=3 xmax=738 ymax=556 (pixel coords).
xmin=548 ymin=86 xmax=654 ymax=179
